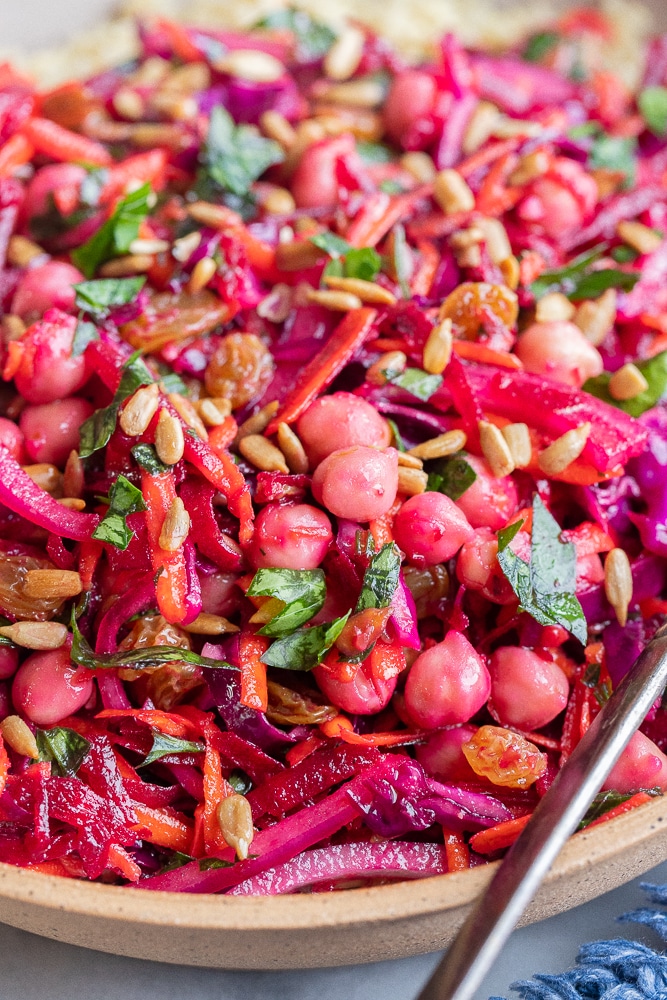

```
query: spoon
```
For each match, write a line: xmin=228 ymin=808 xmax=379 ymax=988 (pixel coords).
xmin=416 ymin=622 xmax=667 ymax=1000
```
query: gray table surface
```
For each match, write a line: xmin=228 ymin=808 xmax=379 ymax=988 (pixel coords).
xmin=0 ymin=859 xmax=665 ymax=1000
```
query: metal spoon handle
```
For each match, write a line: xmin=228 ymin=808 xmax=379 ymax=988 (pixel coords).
xmin=416 ymin=623 xmax=667 ymax=1000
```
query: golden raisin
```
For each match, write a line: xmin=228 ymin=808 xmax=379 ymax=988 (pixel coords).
xmin=116 ymin=613 xmax=203 ymax=708
xmin=121 ymin=289 xmax=229 ymax=352
xmin=0 ymin=552 xmax=66 ymax=622
xmin=204 ymin=332 xmax=275 ymax=410
xmin=266 ymin=680 xmax=338 ymax=726
xmin=439 ymin=282 xmax=518 ymax=340
xmin=461 ymin=725 xmax=547 ymax=788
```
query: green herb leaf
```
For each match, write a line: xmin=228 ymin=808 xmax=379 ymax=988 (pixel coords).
xmin=391 ymin=222 xmax=412 ymax=299
xmin=72 ymin=183 xmax=152 ymax=278
xmin=36 ymin=727 xmax=91 ymax=776
xmin=310 ymin=231 xmax=352 ymax=259
xmin=589 ymin=135 xmax=637 ymax=188
xmin=426 ymin=453 xmax=477 ymax=500
xmin=70 ymin=608 xmax=234 ymax=671
xmin=92 ymin=474 xmax=146 ymax=550
xmin=355 ymin=543 xmax=401 ymax=612
xmin=386 ymin=417 xmax=406 ymax=452
xmin=639 ymin=85 xmax=667 ymax=137
xmin=261 ymin=614 xmax=350 ymax=671
xmin=71 ymin=319 xmax=99 ymax=357
xmin=344 ymin=246 xmax=382 ymax=281
xmin=79 ymin=354 xmax=154 ymax=458
xmin=578 ymin=788 xmax=661 ymax=829
xmin=159 ymin=851 xmax=194 ymax=873
xmin=566 ymin=268 xmax=639 ymax=300
xmin=202 ymin=106 xmax=284 ymax=200
xmin=141 ymin=730 xmax=205 ymax=767
xmin=610 ymin=244 xmax=638 ymax=264
xmin=254 ymin=9 xmax=336 ymax=60
xmin=199 ymin=857 xmax=234 ymax=870
xmin=74 ymin=276 xmax=146 ymax=318
xmin=583 ymin=350 xmax=667 ymax=417
xmin=247 ymin=568 xmax=326 ymax=638
xmin=389 ymin=367 xmax=443 ymax=402
xmin=228 ymin=769 xmax=252 ymax=794
xmin=131 ymin=443 xmax=169 ymax=475
xmin=523 ymin=30 xmax=559 ymax=62
xmin=582 ymin=662 xmax=612 ymax=706
xmin=496 ymin=497 xmax=587 ymax=643
xmin=356 ymin=142 xmax=394 ymax=164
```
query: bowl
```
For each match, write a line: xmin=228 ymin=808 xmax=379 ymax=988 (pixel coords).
xmin=1 ymin=796 xmax=666 ymax=969
xmin=2 ymin=0 xmax=667 ymax=973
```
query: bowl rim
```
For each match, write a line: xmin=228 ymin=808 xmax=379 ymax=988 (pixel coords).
xmin=1 ymin=794 xmax=665 ymax=932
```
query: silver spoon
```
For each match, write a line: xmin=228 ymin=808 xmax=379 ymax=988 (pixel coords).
xmin=416 ymin=621 xmax=667 ymax=1000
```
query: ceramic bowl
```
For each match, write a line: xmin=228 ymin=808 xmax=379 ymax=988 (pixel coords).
xmin=0 ymin=796 xmax=666 ymax=969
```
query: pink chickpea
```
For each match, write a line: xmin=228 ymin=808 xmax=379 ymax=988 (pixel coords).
xmin=20 ymin=397 xmax=94 ymax=466
xmin=312 ymin=445 xmax=399 ymax=522
xmin=291 ymin=134 xmax=358 ymax=209
xmin=314 ymin=658 xmax=398 ymax=715
xmin=488 ymin=646 xmax=570 ymax=731
xmin=11 ymin=260 xmax=84 ymax=321
xmin=383 ymin=69 xmax=438 ymax=146
xmin=250 ymin=503 xmax=333 ymax=570
xmin=602 ymin=730 xmax=667 ymax=793
xmin=13 ymin=309 xmax=88 ymax=405
xmin=416 ymin=724 xmax=480 ymax=782
xmin=455 ymin=454 xmax=519 ymax=531
xmin=403 ymin=630 xmax=491 ymax=728
xmin=516 ymin=320 xmax=603 ymax=388
xmin=393 ymin=491 xmax=474 ymax=565
xmin=12 ymin=648 xmax=94 ymax=726
xmin=0 ymin=418 xmax=25 ymax=462
xmin=297 ymin=392 xmax=391 ymax=467
xmin=518 ymin=157 xmax=598 ymax=240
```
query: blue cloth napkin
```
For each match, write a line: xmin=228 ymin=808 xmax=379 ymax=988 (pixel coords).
xmin=495 ymin=883 xmax=667 ymax=999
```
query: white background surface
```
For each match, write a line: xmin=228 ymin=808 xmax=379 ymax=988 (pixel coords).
xmin=1 ymin=2 xmax=667 ymax=998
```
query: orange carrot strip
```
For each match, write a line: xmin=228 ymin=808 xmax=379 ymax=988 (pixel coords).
xmin=338 ymin=729 xmax=425 ymax=747
xmin=443 ymin=829 xmax=470 ymax=871
xmin=21 ymin=116 xmax=112 ymax=166
xmin=95 ymin=708 xmax=196 ymax=739
xmin=475 ymin=151 xmax=521 ymax=217
xmin=320 ymin=715 xmax=354 ymax=738
xmin=2 ymin=341 xmax=24 ymax=382
xmin=469 ymin=813 xmax=531 ymax=854
xmin=585 ymin=792 xmax=654 ymax=829
xmin=0 ymin=735 xmax=8 ymax=798
xmin=201 ymin=738 xmax=232 ymax=854
xmin=346 ymin=187 xmax=430 ymax=248
xmin=180 ymin=431 xmax=254 ymax=547
xmin=207 ymin=416 xmax=239 ymax=455
xmin=239 ymin=632 xmax=269 ymax=712
xmin=141 ymin=469 xmax=189 ymax=624
xmin=26 ymin=861 xmax=78 ymax=878
xmin=286 ymin=734 xmax=327 ymax=767
xmin=0 ymin=133 xmax=34 ymax=178
xmin=108 ymin=844 xmax=142 ymax=882
xmin=411 ymin=239 xmax=440 ymax=297
xmin=452 ymin=340 xmax=523 ymax=369
xmin=77 ymin=540 xmax=104 ymax=591
xmin=266 ymin=307 xmax=377 ymax=434
xmin=458 ymin=137 xmax=521 ymax=179
xmin=101 ymin=148 xmax=169 ymax=203
xmin=133 ymin=804 xmax=194 ymax=853
xmin=156 ymin=18 xmax=202 ymax=61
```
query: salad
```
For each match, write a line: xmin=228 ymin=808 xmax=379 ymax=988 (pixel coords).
xmin=0 ymin=6 xmax=666 ymax=896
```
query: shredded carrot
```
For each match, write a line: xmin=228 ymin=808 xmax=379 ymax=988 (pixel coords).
xmin=443 ymin=829 xmax=470 ymax=871
xmin=238 ymin=632 xmax=269 ymax=712
xmin=0 ymin=133 xmax=34 ymax=179
xmin=320 ymin=715 xmax=354 ymax=738
xmin=95 ymin=708 xmax=197 ymax=739
xmin=21 ymin=117 xmax=112 ymax=167
xmin=452 ymin=341 xmax=523 ymax=369
xmin=458 ymin=137 xmax=521 ymax=179
xmin=155 ymin=18 xmax=202 ymax=61
xmin=285 ymin=734 xmax=327 ymax=767
xmin=2 ymin=341 xmax=24 ymax=382
xmin=141 ymin=469 xmax=190 ymax=625
xmin=108 ymin=844 xmax=142 ymax=882
xmin=469 ymin=813 xmax=531 ymax=854
xmin=133 ymin=804 xmax=194 ymax=853
xmin=101 ymin=149 xmax=169 ymax=203
xmin=207 ymin=416 xmax=239 ymax=455
xmin=266 ymin=307 xmax=377 ymax=434
xmin=338 ymin=728 xmax=425 ymax=747
xmin=410 ymin=239 xmax=440 ymax=297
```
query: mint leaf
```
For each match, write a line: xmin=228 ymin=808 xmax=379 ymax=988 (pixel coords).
xmin=639 ymin=85 xmax=667 ymax=136
xmin=131 ymin=443 xmax=169 ymax=475
xmin=70 ymin=609 xmax=234 ymax=672
xmin=578 ymin=789 xmax=660 ymax=829
xmin=79 ymin=354 xmax=154 ymax=458
xmin=203 ymin=106 xmax=284 ymax=199
xmin=310 ymin=231 xmax=352 ymax=258
xmin=344 ymin=247 xmax=382 ymax=281
xmin=199 ymin=857 xmax=234 ymax=871
xmin=72 ymin=183 xmax=152 ymax=278
xmin=529 ymin=244 xmax=607 ymax=299
xmin=583 ymin=350 xmax=667 ymax=417
xmin=247 ymin=567 xmax=326 ymax=638
xmin=589 ymin=135 xmax=636 ymax=188
xmin=92 ymin=474 xmax=146 ymax=550
xmin=355 ymin=543 xmax=401 ymax=612
xmin=356 ymin=142 xmax=394 ymax=164
xmin=261 ymin=614 xmax=349 ymax=671
xmin=389 ymin=367 xmax=443 ymax=402
xmin=71 ymin=319 xmax=99 ymax=357
xmin=496 ymin=497 xmax=587 ymax=643
xmin=74 ymin=276 xmax=146 ymax=317
xmin=425 ymin=453 xmax=477 ymax=500
xmin=141 ymin=730 xmax=204 ymax=767
xmin=523 ymin=31 xmax=559 ymax=62
xmin=36 ymin=727 xmax=90 ymax=776
xmin=254 ymin=9 xmax=336 ymax=60
xmin=566 ymin=268 xmax=639 ymax=300
xmin=159 ymin=851 xmax=194 ymax=874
